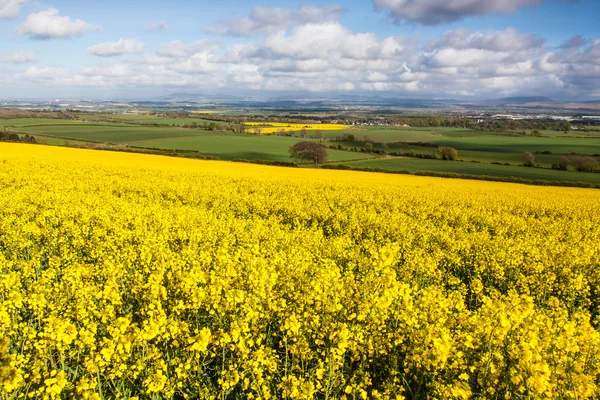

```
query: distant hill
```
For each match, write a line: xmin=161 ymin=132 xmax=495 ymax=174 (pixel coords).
xmin=479 ymin=96 xmax=556 ymax=105
xmin=502 ymin=96 xmax=555 ymax=103
xmin=155 ymin=92 xmax=244 ymax=102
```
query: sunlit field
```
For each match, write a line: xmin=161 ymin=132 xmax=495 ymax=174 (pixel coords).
xmin=1 ymin=143 xmax=600 ymax=399
xmin=243 ymin=122 xmax=351 ymax=134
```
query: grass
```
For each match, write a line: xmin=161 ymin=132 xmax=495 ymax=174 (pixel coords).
xmin=130 ymin=118 xmax=227 ymax=126
xmin=31 ymin=135 xmax=93 ymax=146
xmin=6 ymin=116 xmax=599 ymax=185
xmin=16 ymin=123 xmax=373 ymax=162
xmin=340 ymin=157 xmax=600 ymax=184
xmin=16 ymin=125 xmax=215 ymax=143
xmin=329 ymin=126 xmax=600 ymax=155
xmin=126 ymin=135 xmax=375 ymax=162
xmin=78 ymin=114 xmax=233 ymax=127
xmin=0 ymin=118 xmax=86 ymax=127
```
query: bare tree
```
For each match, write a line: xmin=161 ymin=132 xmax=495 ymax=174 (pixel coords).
xmin=289 ymin=141 xmax=328 ymax=167
xmin=570 ymin=156 xmax=598 ymax=172
xmin=522 ymin=152 xmax=536 ymax=167
xmin=558 ymin=156 xmax=570 ymax=170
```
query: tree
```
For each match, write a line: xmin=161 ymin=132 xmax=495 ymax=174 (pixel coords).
xmin=570 ymin=156 xmax=598 ymax=172
xmin=365 ymin=143 xmax=374 ymax=153
xmin=300 ymin=127 xmax=308 ymax=138
xmin=531 ymin=130 xmax=542 ymax=137
xmin=437 ymin=147 xmax=458 ymax=160
xmin=314 ymin=130 xmax=324 ymax=141
xmin=208 ymin=122 xmax=218 ymax=131
xmin=558 ymin=156 xmax=570 ymax=170
xmin=522 ymin=152 xmax=536 ymax=167
xmin=289 ymin=141 xmax=328 ymax=167
xmin=382 ymin=143 xmax=389 ymax=154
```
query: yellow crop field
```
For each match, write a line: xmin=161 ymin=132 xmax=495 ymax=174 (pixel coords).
xmin=243 ymin=122 xmax=350 ymax=134
xmin=2 ymin=143 xmax=600 ymax=399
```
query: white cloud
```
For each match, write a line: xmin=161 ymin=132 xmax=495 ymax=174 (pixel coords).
xmin=259 ymin=22 xmax=411 ymax=61
xmin=0 ymin=0 xmax=26 ymax=19
xmin=18 ymin=8 xmax=101 ymax=39
xmin=374 ymin=0 xmax=545 ymax=25
xmin=205 ymin=5 xmax=343 ymax=37
xmin=88 ymin=39 xmax=144 ymax=57
xmin=429 ymin=28 xmax=544 ymax=52
xmin=24 ymin=66 xmax=68 ymax=80
xmin=0 ymin=50 xmax=34 ymax=64
xmin=156 ymin=40 xmax=218 ymax=58
xmin=14 ymin=22 xmax=600 ymax=99
xmin=147 ymin=21 xmax=168 ymax=32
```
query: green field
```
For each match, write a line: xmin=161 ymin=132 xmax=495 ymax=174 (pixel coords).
xmin=334 ymin=126 xmax=600 ymax=155
xmin=78 ymin=113 xmax=232 ymax=127
xmin=126 ymin=135 xmax=374 ymax=162
xmin=18 ymin=125 xmax=213 ymax=143
xmin=340 ymin=157 xmax=600 ymax=184
xmin=15 ymin=123 xmax=372 ymax=162
xmin=0 ymin=118 xmax=87 ymax=127
xmin=131 ymin=118 xmax=229 ymax=126
xmin=6 ymin=114 xmax=600 ymax=184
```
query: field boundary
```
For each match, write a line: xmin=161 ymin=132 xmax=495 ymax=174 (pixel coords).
xmin=321 ymin=163 xmax=600 ymax=189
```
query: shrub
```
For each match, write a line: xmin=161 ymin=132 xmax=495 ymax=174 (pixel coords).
xmin=570 ymin=156 xmax=598 ymax=173
xmin=522 ymin=152 xmax=536 ymax=167
xmin=436 ymin=147 xmax=458 ymax=160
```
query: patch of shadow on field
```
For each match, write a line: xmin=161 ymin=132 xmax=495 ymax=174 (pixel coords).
xmin=220 ymin=151 xmax=287 ymax=162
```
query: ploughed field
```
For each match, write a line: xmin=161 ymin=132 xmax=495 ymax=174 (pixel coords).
xmin=1 ymin=143 xmax=600 ymax=399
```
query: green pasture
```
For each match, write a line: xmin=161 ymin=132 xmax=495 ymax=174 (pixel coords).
xmin=5 ymin=115 xmax=599 ymax=185
xmin=329 ymin=126 xmax=600 ymax=155
xmin=131 ymin=118 xmax=231 ymax=126
xmin=17 ymin=125 xmax=213 ymax=143
xmin=339 ymin=157 xmax=600 ymax=184
xmin=0 ymin=118 xmax=86 ymax=127
xmin=125 ymin=135 xmax=375 ymax=162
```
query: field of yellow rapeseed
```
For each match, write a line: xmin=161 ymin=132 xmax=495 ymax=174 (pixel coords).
xmin=1 ymin=142 xmax=600 ymax=399
xmin=243 ymin=122 xmax=350 ymax=135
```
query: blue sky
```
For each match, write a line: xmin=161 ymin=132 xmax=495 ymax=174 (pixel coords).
xmin=0 ymin=0 xmax=599 ymax=100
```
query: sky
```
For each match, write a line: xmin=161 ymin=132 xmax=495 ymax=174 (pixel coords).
xmin=0 ymin=0 xmax=599 ymax=100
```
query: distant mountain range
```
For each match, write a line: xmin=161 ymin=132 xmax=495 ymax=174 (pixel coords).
xmin=147 ymin=92 xmax=600 ymax=111
xmin=478 ymin=96 xmax=555 ymax=105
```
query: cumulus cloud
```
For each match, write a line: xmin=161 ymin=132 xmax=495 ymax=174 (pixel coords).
xmin=88 ymin=39 xmax=144 ymax=57
xmin=147 ymin=21 xmax=168 ymax=32
xmin=560 ymin=35 xmax=586 ymax=49
xmin=205 ymin=5 xmax=343 ymax=37
xmin=18 ymin=8 xmax=101 ymax=39
xmin=0 ymin=0 xmax=26 ymax=18
xmin=156 ymin=40 xmax=218 ymax=58
xmin=24 ymin=66 xmax=68 ymax=80
xmin=15 ymin=21 xmax=600 ymax=99
xmin=257 ymin=22 xmax=413 ymax=61
xmin=374 ymin=0 xmax=545 ymax=25
xmin=0 ymin=50 xmax=34 ymax=64
xmin=428 ymin=28 xmax=544 ymax=52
